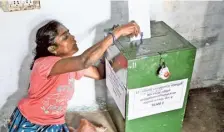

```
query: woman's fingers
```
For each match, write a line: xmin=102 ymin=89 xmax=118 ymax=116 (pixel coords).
xmin=119 ymin=21 xmax=141 ymax=37
xmin=131 ymin=21 xmax=140 ymax=37
xmin=131 ymin=21 xmax=140 ymax=32
xmin=133 ymin=26 xmax=140 ymax=37
xmin=136 ymin=22 xmax=141 ymax=34
xmin=135 ymin=27 xmax=138 ymax=37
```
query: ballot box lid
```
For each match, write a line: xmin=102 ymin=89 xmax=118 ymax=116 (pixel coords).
xmin=112 ymin=21 xmax=196 ymax=60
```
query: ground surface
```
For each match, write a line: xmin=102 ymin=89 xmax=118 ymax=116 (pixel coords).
xmin=66 ymin=86 xmax=224 ymax=132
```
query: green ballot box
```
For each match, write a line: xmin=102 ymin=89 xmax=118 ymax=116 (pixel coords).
xmin=105 ymin=21 xmax=196 ymax=132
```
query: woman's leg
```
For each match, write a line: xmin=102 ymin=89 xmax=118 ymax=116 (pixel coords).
xmin=8 ymin=107 xmax=70 ymax=132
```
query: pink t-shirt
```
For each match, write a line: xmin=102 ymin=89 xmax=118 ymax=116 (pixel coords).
xmin=18 ymin=56 xmax=85 ymax=125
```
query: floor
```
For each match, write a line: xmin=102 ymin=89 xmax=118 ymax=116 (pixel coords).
xmin=0 ymin=86 xmax=223 ymax=132
xmin=66 ymin=86 xmax=224 ymax=132
xmin=182 ymin=85 xmax=224 ymax=132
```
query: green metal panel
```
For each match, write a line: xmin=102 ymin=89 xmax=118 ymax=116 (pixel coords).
xmin=125 ymin=49 xmax=196 ymax=132
xmin=105 ymin=21 xmax=197 ymax=132
xmin=116 ymin=21 xmax=195 ymax=60
xmin=127 ymin=49 xmax=196 ymax=89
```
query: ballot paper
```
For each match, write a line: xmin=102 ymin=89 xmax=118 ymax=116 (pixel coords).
xmin=128 ymin=0 xmax=151 ymax=41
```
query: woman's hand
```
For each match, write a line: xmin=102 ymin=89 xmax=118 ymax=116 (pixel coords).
xmin=114 ymin=21 xmax=141 ymax=38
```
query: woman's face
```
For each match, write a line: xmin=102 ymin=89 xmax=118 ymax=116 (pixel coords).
xmin=54 ymin=25 xmax=78 ymax=57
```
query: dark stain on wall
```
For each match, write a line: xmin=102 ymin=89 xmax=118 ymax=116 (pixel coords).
xmin=201 ymin=34 xmax=219 ymax=46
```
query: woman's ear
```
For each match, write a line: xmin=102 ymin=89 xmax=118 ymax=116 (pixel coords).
xmin=48 ymin=45 xmax=58 ymax=54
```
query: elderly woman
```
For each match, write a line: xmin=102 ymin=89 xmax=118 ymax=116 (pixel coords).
xmin=7 ymin=20 xmax=140 ymax=132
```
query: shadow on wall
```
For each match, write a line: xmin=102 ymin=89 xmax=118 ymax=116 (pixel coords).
xmin=92 ymin=1 xmax=129 ymax=110
xmin=0 ymin=1 xmax=130 ymax=129
xmin=191 ymin=1 xmax=224 ymax=88
xmin=0 ymin=20 xmax=53 ymax=130
xmin=0 ymin=1 xmax=131 ymax=130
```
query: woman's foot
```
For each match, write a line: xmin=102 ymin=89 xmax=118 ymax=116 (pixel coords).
xmin=68 ymin=126 xmax=76 ymax=132
xmin=76 ymin=119 xmax=107 ymax=132
xmin=95 ymin=126 xmax=107 ymax=132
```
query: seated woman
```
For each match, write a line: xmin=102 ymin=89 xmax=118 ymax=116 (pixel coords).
xmin=7 ymin=20 xmax=140 ymax=132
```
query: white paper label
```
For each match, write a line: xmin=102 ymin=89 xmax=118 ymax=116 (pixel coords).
xmin=128 ymin=79 xmax=188 ymax=120
xmin=128 ymin=0 xmax=151 ymax=41
xmin=105 ymin=59 xmax=126 ymax=118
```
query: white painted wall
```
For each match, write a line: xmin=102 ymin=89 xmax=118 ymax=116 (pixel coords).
xmin=150 ymin=1 xmax=224 ymax=88
xmin=1 ymin=0 xmax=224 ymax=129
xmin=0 ymin=0 xmax=113 ymax=125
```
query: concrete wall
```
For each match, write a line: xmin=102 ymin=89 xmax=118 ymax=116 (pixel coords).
xmin=151 ymin=1 xmax=224 ymax=88
xmin=0 ymin=0 xmax=134 ymax=128
xmin=0 ymin=0 xmax=113 ymax=127
xmin=0 ymin=0 xmax=224 ymax=129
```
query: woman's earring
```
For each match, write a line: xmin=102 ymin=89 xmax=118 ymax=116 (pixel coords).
xmin=48 ymin=45 xmax=57 ymax=55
